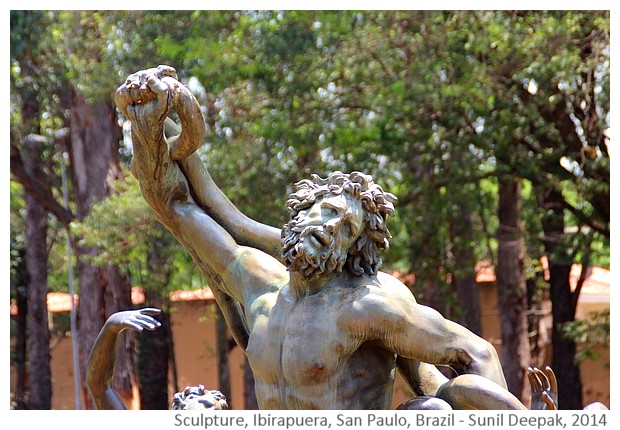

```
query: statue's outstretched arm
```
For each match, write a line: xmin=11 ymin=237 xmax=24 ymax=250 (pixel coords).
xmin=115 ymin=66 xmax=249 ymax=301
xmin=117 ymin=67 xmax=255 ymax=349
xmin=86 ymin=309 xmax=161 ymax=409
xmin=362 ymin=286 xmax=507 ymax=390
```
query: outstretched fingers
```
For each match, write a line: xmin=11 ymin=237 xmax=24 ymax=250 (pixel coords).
xmin=542 ymin=392 xmax=558 ymax=410
xmin=543 ymin=366 xmax=558 ymax=397
xmin=121 ymin=318 xmax=159 ymax=332
xmin=139 ymin=307 xmax=162 ymax=316
xmin=132 ymin=314 xmax=162 ymax=331
xmin=527 ymin=367 xmax=543 ymax=391
xmin=527 ymin=366 xmax=559 ymax=410
xmin=119 ymin=308 xmax=162 ymax=332
xmin=122 ymin=320 xmax=148 ymax=332
xmin=534 ymin=367 xmax=551 ymax=391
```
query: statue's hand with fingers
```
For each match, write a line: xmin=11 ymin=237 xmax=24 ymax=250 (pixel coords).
xmin=104 ymin=308 xmax=162 ymax=335
xmin=527 ymin=366 xmax=558 ymax=410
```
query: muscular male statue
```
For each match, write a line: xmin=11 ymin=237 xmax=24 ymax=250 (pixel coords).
xmin=114 ymin=65 xmax=528 ymax=410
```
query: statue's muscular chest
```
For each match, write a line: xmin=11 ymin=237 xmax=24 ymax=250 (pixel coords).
xmin=247 ymin=287 xmax=357 ymax=387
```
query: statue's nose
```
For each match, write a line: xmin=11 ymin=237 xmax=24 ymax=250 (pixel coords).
xmin=294 ymin=204 xmax=321 ymax=228
xmin=305 ymin=202 xmax=323 ymax=223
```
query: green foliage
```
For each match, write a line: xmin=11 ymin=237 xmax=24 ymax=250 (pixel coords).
xmin=71 ymin=172 xmax=202 ymax=293
xmin=10 ymin=181 xmax=27 ymax=301
xmin=10 ymin=11 xmax=47 ymax=61
xmin=71 ymin=173 xmax=150 ymax=267
xmin=561 ymin=310 xmax=610 ymax=364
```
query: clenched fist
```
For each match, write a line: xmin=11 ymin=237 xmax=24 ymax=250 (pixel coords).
xmin=115 ymin=65 xmax=204 ymax=160
xmin=115 ymin=65 xmax=177 ymax=125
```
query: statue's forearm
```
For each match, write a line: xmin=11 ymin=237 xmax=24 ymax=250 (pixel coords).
xmin=391 ymin=304 xmax=507 ymax=391
xmin=164 ymin=76 xmax=205 ymax=161
xmin=122 ymin=68 xmax=281 ymax=259
xmin=179 ymin=153 xmax=283 ymax=260
xmin=130 ymin=133 xmax=183 ymax=221
xmin=86 ymin=325 xmax=126 ymax=410
xmin=117 ymin=68 xmax=257 ymax=353
xmin=435 ymin=375 xmax=526 ymax=410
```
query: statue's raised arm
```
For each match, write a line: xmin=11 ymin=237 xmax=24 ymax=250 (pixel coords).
xmin=115 ymin=66 xmax=288 ymax=350
xmin=116 ymin=65 xmax=282 ymax=261
xmin=87 ymin=308 xmax=161 ymax=409
xmin=178 ymin=153 xmax=282 ymax=259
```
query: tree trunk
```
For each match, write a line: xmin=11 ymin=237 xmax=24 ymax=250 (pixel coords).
xmin=538 ymin=187 xmax=583 ymax=409
xmin=244 ymin=358 xmax=259 ymax=410
xmin=526 ymin=278 xmax=545 ymax=366
xmin=24 ymin=194 xmax=52 ymax=409
xmin=12 ymin=247 xmax=28 ymax=409
xmin=137 ymin=238 xmax=174 ymax=409
xmin=137 ymin=293 xmax=171 ymax=409
xmin=448 ymin=200 xmax=482 ymax=336
xmin=68 ymin=86 xmax=135 ymax=409
xmin=23 ymin=148 xmax=52 ymax=409
xmin=215 ymin=306 xmax=232 ymax=408
xmin=17 ymin=56 xmax=52 ymax=409
xmin=496 ymin=175 xmax=530 ymax=403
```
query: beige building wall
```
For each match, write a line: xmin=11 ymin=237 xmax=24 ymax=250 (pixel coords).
xmin=477 ymin=280 xmax=610 ymax=408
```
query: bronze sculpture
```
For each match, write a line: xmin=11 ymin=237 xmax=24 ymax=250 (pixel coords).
xmin=86 ymin=308 xmax=161 ymax=410
xmin=112 ymin=65 xmax=543 ymax=410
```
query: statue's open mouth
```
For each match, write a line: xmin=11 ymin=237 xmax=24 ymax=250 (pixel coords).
xmin=310 ymin=231 xmax=329 ymax=247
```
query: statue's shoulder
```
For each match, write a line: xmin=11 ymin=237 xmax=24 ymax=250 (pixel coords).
xmin=339 ymin=272 xmax=418 ymax=333
xmin=376 ymin=271 xmax=417 ymax=302
xmin=345 ymin=271 xmax=416 ymax=307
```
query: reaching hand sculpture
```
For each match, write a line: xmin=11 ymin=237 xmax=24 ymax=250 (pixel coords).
xmin=115 ymin=65 xmax=545 ymax=410
xmin=86 ymin=308 xmax=227 ymax=410
xmin=86 ymin=308 xmax=162 ymax=410
xmin=527 ymin=366 xmax=558 ymax=410
xmin=527 ymin=366 xmax=608 ymax=411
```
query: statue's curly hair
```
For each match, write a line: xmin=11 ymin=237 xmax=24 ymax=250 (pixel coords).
xmin=170 ymin=385 xmax=228 ymax=410
xmin=283 ymin=171 xmax=397 ymax=276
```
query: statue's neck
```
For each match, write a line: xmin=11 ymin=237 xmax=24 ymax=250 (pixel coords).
xmin=289 ymin=270 xmax=342 ymax=298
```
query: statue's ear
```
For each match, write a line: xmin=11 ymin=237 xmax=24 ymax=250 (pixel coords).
xmin=210 ymin=390 xmax=226 ymax=401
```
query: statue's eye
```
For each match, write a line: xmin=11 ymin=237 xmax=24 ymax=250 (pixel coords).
xmin=324 ymin=207 xmax=338 ymax=216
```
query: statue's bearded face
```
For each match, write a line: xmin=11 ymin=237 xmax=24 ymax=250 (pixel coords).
xmin=282 ymin=193 xmax=364 ymax=280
